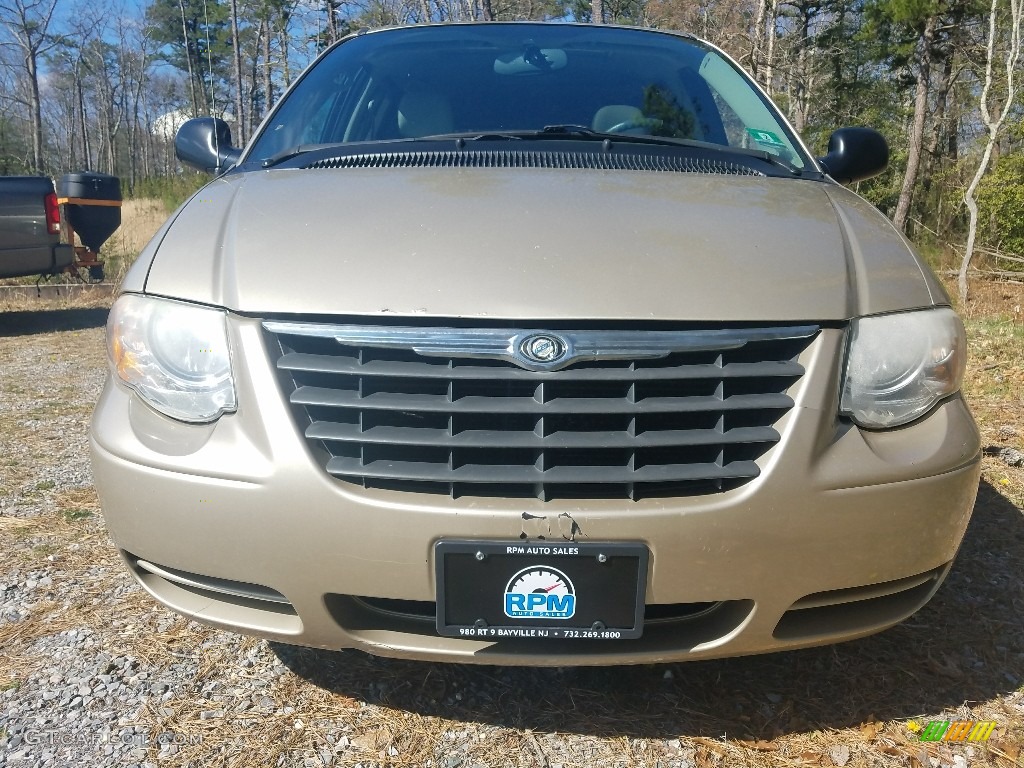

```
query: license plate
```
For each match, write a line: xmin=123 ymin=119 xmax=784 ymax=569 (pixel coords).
xmin=435 ymin=540 xmax=648 ymax=640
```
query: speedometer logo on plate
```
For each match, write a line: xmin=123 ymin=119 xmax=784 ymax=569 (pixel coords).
xmin=504 ymin=566 xmax=576 ymax=620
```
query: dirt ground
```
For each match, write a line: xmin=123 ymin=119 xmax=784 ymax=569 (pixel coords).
xmin=0 ymin=279 xmax=1022 ymax=768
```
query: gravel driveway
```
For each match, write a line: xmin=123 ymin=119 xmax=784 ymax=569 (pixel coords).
xmin=1 ymin=296 xmax=1022 ymax=768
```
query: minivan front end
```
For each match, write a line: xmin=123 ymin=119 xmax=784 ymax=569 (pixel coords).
xmin=91 ymin=295 xmax=980 ymax=665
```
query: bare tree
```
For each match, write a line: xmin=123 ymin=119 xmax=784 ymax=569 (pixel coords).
xmin=958 ymin=0 xmax=1023 ymax=302
xmin=646 ymin=0 xmax=755 ymax=54
xmin=751 ymin=0 xmax=776 ymax=87
xmin=1 ymin=46 xmax=33 ymax=172
xmin=0 ymin=0 xmax=60 ymax=174
xmin=778 ymin=0 xmax=823 ymax=132
xmin=119 ymin=15 xmax=154 ymax=188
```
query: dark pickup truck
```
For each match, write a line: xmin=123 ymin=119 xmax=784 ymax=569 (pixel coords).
xmin=0 ymin=176 xmax=74 ymax=279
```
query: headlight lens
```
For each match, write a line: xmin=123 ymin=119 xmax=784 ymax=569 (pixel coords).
xmin=107 ymin=294 xmax=236 ymax=423
xmin=840 ymin=307 xmax=966 ymax=429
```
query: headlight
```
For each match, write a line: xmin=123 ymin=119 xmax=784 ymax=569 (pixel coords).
xmin=107 ymin=294 xmax=236 ymax=423
xmin=840 ymin=307 xmax=966 ymax=429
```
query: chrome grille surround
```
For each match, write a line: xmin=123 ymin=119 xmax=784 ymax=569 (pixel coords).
xmin=263 ymin=322 xmax=819 ymax=501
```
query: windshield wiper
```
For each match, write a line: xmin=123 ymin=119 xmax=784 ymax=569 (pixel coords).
xmin=423 ymin=125 xmax=702 ymax=148
xmin=540 ymin=124 xmax=618 ymax=139
xmin=540 ymin=124 xmax=693 ymax=145
xmin=262 ymin=143 xmax=344 ymax=168
xmin=429 ymin=126 xmax=804 ymax=175
xmin=260 ymin=130 xmax=682 ymax=167
xmin=259 ymin=132 xmax=583 ymax=167
xmin=716 ymin=144 xmax=804 ymax=176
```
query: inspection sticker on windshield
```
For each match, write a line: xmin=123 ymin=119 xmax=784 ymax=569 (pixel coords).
xmin=748 ymin=129 xmax=787 ymax=148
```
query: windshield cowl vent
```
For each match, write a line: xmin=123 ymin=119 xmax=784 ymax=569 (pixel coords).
xmin=302 ymin=149 xmax=765 ymax=176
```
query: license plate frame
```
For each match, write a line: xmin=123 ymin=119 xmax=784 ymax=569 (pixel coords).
xmin=435 ymin=540 xmax=648 ymax=640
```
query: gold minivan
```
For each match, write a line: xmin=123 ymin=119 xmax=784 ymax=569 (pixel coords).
xmin=91 ymin=23 xmax=981 ymax=665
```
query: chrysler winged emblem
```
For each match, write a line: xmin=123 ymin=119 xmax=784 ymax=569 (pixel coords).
xmin=520 ymin=334 xmax=566 ymax=364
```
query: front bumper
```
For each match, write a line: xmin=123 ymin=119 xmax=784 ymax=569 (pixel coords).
xmin=90 ymin=318 xmax=981 ymax=665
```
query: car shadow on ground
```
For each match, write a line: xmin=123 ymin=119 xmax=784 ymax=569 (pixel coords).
xmin=0 ymin=308 xmax=108 ymax=337
xmin=273 ymin=479 xmax=1022 ymax=740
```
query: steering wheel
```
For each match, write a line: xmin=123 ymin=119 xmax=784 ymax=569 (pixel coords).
xmin=604 ymin=117 xmax=665 ymax=135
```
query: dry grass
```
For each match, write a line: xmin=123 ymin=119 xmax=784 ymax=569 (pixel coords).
xmin=957 ymin=278 xmax=1024 ymax=510
xmin=0 ymin=278 xmax=1022 ymax=767
xmin=0 ymin=507 xmax=126 ymax=671
xmin=101 ymin=198 xmax=169 ymax=282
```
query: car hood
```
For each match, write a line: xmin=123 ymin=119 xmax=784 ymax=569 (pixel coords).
xmin=142 ymin=167 xmax=944 ymax=321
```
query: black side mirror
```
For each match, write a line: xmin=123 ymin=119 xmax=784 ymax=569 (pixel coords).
xmin=175 ymin=117 xmax=242 ymax=175
xmin=817 ymin=127 xmax=889 ymax=184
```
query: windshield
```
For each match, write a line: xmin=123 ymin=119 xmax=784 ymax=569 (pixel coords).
xmin=247 ymin=24 xmax=808 ymax=170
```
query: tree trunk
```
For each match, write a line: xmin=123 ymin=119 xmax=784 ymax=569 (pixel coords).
xmin=65 ymin=98 xmax=76 ymax=170
xmin=892 ymin=14 xmax=937 ymax=234
xmin=958 ymin=0 xmax=1022 ymax=303
xmin=76 ymin=70 xmax=91 ymax=169
xmin=920 ymin=52 xmax=954 ymax=233
xmin=764 ymin=0 xmax=778 ymax=95
xmin=326 ymin=0 xmax=339 ymax=44
xmin=248 ymin=46 xmax=259 ymax=138
xmin=791 ymin=11 xmax=812 ymax=133
xmin=229 ymin=0 xmax=245 ymax=142
xmin=262 ymin=20 xmax=273 ymax=116
xmin=178 ymin=0 xmax=199 ymax=114
xmin=592 ymin=0 xmax=604 ymax=23
xmin=281 ymin=28 xmax=290 ymax=86
xmin=128 ymin=48 xmax=148 ymax=191
xmin=25 ymin=49 xmax=43 ymax=174
xmin=752 ymin=0 xmax=769 ymax=82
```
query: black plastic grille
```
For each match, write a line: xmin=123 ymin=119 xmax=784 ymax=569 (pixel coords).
xmin=303 ymin=149 xmax=765 ymax=176
xmin=266 ymin=325 xmax=816 ymax=501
